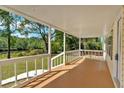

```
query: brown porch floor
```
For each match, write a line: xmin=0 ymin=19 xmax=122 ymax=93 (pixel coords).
xmin=21 ymin=58 xmax=114 ymax=88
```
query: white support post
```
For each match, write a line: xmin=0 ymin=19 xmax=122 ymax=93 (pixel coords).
xmin=103 ymin=39 xmax=106 ymax=61
xmin=79 ymin=38 xmax=81 ymax=56
xmin=101 ymin=35 xmax=106 ymax=61
xmin=63 ymin=32 xmax=66 ymax=65
xmin=48 ymin=26 xmax=51 ymax=71
xmin=103 ymin=24 xmax=107 ymax=61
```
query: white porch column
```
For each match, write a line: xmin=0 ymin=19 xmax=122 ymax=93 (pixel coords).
xmin=63 ymin=32 xmax=66 ymax=65
xmin=103 ymin=24 xmax=107 ymax=61
xmin=48 ymin=26 xmax=51 ymax=71
xmin=79 ymin=38 xmax=81 ymax=56
xmin=103 ymin=38 xmax=106 ymax=61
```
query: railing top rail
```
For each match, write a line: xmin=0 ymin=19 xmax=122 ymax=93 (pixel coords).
xmin=65 ymin=50 xmax=79 ymax=53
xmin=51 ymin=52 xmax=64 ymax=61
xmin=81 ymin=49 xmax=103 ymax=52
xmin=0 ymin=53 xmax=50 ymax=65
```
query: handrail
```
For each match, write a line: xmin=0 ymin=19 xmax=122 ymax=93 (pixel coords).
xmin=51 ymin=52 xmax=64 ymax=61
xmin=65 ymin=50 xmax=79 ymax=53
xmin=80 ymin=49 xmax=104 ymax=60
xmin=51 ymin=52 xmax=64 ymax=68
xmin=81 ymin=49 xmax=103 ymax=52
xmin=0 ymin=54 xmax=50 ymax=65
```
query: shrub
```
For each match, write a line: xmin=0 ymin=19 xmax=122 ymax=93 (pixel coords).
xmin=28 ymin=49 xmax=43 ymax=55
xmin=16 ymin=52 xmax=27 ymax=57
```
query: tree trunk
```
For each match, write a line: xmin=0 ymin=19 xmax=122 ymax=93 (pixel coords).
xmin=7 ymin=22 xmax=11 ymax=59
xmin=45 ymin=42 xmax=48 ymax=53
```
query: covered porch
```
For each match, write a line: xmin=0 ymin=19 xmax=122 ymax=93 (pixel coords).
xmin=0 ymin=5 xmax=122 ymax=88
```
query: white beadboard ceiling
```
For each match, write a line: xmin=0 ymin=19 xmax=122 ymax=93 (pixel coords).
xmin=0 ymin=5 xmax=121 ymax=38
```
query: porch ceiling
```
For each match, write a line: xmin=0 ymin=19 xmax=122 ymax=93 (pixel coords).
xmin=0 ymin=5 xmax=121 ymax=38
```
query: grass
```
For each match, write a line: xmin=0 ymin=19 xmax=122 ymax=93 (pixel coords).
xmin=0 ymin=49 xmax=43 ymax=60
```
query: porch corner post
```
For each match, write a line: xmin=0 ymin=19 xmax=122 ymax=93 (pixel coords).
xmin=79 ymin=38 xmax=81 ymax=56
xmin=103 ymin=38 xmax=106 ymax=61
xmin=63 ymin=32 xmax=66 ymax=65
xmin=48 ymin=26 xmax=51 ymax=71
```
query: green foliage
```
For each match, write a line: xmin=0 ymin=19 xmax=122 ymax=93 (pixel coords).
xmin=0 ymin=37 xmax=8 ymax=49
xmin=66 ymin=34 xmax=79 ymax=51
xmin=51 ymin=30 xmax=63 ymax=54
xmin=82 ymin=38 xmax=102 ymax=50
xmin=28 ymin=49 xmax=43 ymax=55
xmin=15 ymin=51 xmax=26 ymax=57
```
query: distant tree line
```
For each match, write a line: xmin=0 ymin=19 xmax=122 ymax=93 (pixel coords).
xmin=81 ymin=38 xmax=102 ymax=50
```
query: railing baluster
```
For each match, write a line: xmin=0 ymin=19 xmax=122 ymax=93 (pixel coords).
xmin=26 ymin=60 xmax=29 ymax=80
xmin=59 ymin=56 xmax=60 ymax=65
xmin=55 ymin=58 xmax=57 ymax=66
xmin=57 ymin=57 xmax=59 ymax=65
xmin=68 ymin=53 xmax=70 ymax=62
xmin=35 ymin=59 xmax=37 ymax=76
xmin=51 ymin=59 xmax=53 ymax=68
xmin=53 ymin=59 xmax=55 ymax=66
xmin=53 ymin=59 xmax=55 ymax=67
xmin=70 ymin=53 xmax=71 ymax=61
xmin=48 ymin=55 xmax=51 ymax=71
xmin=42 ymin=58 xmax=44 ymax=73
xmin=66 ymin=54 xmax=67 ymax=63
xmin=58 ymin=57 xmax=60 ymax=65
xmin=61 ymin=55 xmax=64 ymax=64
xmin=67 ymin=54 xmax=69 ymax=62
xmin=0 ymin=64 xmax=2 ymax=87
xmin=53 ymin=60 xmax=54 ymax=67
xmin=48 ymin=56 xmax=49 ymax=70
xmin=57 ymin=57 xmax=58 ymax=66
xmin=14 ymin=62 xmax=17 ymax=85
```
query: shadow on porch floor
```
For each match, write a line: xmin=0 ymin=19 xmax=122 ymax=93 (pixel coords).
xmin=20 ymin=58 xmax=114 ymax=88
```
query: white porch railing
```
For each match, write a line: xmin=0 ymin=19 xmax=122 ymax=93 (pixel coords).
xmin=0 ymin=54 xmax=50 ymax=87
xmin=65 ymin=50 xmax=80 ymax=64
xmin=80 ymin=49 xmax=104 ymax=60
xmin=0 ymin=49 xmax=104 ymax=87
xmin=51 ymin=52 xmax=64 ymax=69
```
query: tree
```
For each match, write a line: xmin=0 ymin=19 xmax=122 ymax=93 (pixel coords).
xmin=81 ymin=38 xmax=102 ymax=50
xmin=0 ymin=9 xmax=13 ymax=58
xmin=51 ymin=30 xmax=63 ymax=54
xmin=66 ymin=34 xmax=79 ymax=51
xmin=0 ymin=9 xmax=26 ymax=58
xmin=19 ymin=20 xmax=55 ymax=53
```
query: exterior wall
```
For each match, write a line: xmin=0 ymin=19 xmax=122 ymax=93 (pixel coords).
xmin=122 ymin=6 xmax=124 ymax=87
xmin=106 ymin=6 xmax=123 ymax=87
xmin=106 ymin=20 xmax=117 ymax=87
